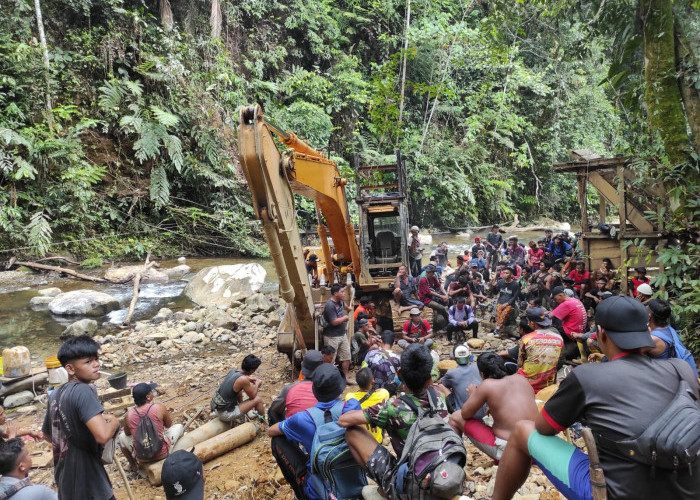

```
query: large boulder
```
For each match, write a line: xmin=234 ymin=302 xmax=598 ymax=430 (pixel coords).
xmin=204 ymin=309 xmax=238 ymax=330
xmin=49 ymin=290 xmax=120 ymax=316
xmin=38 ymin=287 xmax=62 ymax=297
xmin=183 ymin=264 xmax=266 ymax=308
xmin=61 ymin=318 xmax=99 ymax=338
xmin=29 ymin=296 xmax=54 ymax=307
xmin=104 ymin=266 xmax=169 ymax=283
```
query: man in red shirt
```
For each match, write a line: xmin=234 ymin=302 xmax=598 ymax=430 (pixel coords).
xmin=567 ymin=260 xmax=590 ymax=299
xmin=418 ymin=265 xmax=449 ymax=328
xmin=401 ymin=308 xmax=433 ymax=344
xmin=629 ymin=266 xmax=650 ymax=298
xmin=550 ymin=286 xmax=588 ymax=362
xmin=268 ymin=350 xmax=323 ymax=424
xmin=118 ymin=383 xmax=184 ymax=470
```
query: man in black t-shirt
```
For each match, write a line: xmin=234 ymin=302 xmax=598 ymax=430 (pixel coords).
xmin=490 ymin=267 xmax=520 ymax=336
xmin=42 ymin=336 xmax=121 ymax=500
xmin=491 ymin=296 xmax=700 ymax=500
xmin=323 ymin=283 xmax=354 ymax=383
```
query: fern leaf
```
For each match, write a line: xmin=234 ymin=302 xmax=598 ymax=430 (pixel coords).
xmin=149 ymin=165 xmax=170 ymax=208
xmin=25 ymin=211 xmax=52 ymax=257
xmin=150 ymin=106 xmax=179 ymax=127
xmin=98 ymin=80 xmax=123 ymax=111
xmin=164 ymin=134 xmax=184 ymax=173
xmin=123 ymin=79 xmax=144 ymax=97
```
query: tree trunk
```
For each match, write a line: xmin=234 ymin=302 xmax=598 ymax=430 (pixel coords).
xmin=640 ymin=0 xmax=691 ymax=166
xmin=33 ymin=0 xmax=53 ymax=126
xmin=159 ymin=0 xmax=174 ymax=31
xmin=398 ymin=0 xmax=411 ymax=127
xmin=210 ymin=0 xmax=222 ymax=40
xmin=674 ymin=16 xmax=700 ymax=157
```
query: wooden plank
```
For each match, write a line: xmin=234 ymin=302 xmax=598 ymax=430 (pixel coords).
xmin=98 ymin=387 xmax=131 ymax=402
xmin=577 ymin=173 xmax=588 ymax=233
xmin=588 ymin=172 xmax=654 ymax=232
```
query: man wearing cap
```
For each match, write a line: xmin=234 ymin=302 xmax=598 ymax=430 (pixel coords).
xmin=353 ymin=318 xmax=379 ymax=366
xmin=268 ymin=364 xmax=361 ymax=500
xmin=492 ymin=296 xmax=700 ymax=500
xmin=446 ymin=296 xmax=478 ymax=343
xmin=490 ymin=266 xmax=520 ymax=336
xmin=401 ymin=308 xmax=433 ymax=344
xmin=440 ymin=344 xmax=482 ymax=412
xmin=268 ymin=350 xmax=324 ymax=425
xmin=118 ymin=382 xmax=185 ymax=469
xmin=485 ymin=224 xmax=505 ymax=271
xmin=305 ymin=252 xmax=320 ymax=288
xmin=408 ymin=226 xmax=423 ymax=276
xmin=550 ymin=286 xmax=587 ymax=361
xmin=629 ymin=266 xmax=650 ymax=298
xmin=635 ymin=282 xmax=653 ymax=305
xmin=471 ymin=237 xmax=487 ymax=259
xmin=517 ymin=308 xmax=563 ymax=393
xmin=418 ymin=265 xmax=449 ymax=327
xmin=161 ymin=450 xmax=204 ymax=500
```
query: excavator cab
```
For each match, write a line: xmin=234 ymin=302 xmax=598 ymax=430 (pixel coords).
xmin=354 ymin=152 xmax=410 ymax=288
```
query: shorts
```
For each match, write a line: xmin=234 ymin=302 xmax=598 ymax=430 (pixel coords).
xmin=323 ymin=334 xmax=351 ymax=362
xmin=463 ymin=420 xmax=507 ymax=461
xmin=365 ymin=444 xmax=399 ymax=499
xmin=527 ymin=431 xmax=592 ymax=500
xmin=214 ymin=406 xmax=244 ymax=423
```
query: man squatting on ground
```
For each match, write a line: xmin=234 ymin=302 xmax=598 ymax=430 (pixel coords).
xmin=210 ymin=354 xmax=265 ymax=423
xmin=491 ymin=296 xmax=700 ymax=500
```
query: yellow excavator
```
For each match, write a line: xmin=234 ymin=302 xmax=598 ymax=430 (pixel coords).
xmin=238 ymin=105 xmax=412 ymax=357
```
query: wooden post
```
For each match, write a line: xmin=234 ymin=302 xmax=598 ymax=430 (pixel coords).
xmin=617 ymin=165 xmax=628 ymax=294
xmin=577 ymin=172 xmax=588 ymax=232
xmin=582 ymin=428 xmax=608 ymax=500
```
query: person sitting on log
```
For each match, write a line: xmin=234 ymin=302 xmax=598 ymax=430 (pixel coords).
xmin=393 ymin=264 xmax=423 ymax=314
xmin=210 ymin=354 xmax=265 ymax=424
xmin=118 ymin=382 xmax=185 ymax=470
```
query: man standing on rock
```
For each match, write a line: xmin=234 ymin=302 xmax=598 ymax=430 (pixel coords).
xmin=210 ymin=354 xmax=265 ymax=423
xmin=322 ymin=283 xmax=355 ymax=384
xmin=42 ymin=335 xmax=121 ymax=500
xmin=490 ymin=266 xmax=520 ymax=336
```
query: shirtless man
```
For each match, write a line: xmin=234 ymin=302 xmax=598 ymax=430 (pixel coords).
xmin=449 ymin=352 xmax=538 ymax=461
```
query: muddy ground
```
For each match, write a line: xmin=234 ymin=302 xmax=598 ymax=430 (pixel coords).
xmin=12 ymin=305 xmax=566 ymax=500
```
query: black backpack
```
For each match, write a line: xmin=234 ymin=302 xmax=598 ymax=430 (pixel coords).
xmin=394 ymin=389 xmax=467 ymax=499
xmin=594 ymin=360 xmax=700 ymax=475
xmin=133 ymin=404 xmax=164 ymax=461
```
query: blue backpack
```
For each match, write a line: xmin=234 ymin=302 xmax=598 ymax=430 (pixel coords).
xmin=653 ymin=326 xmax=698 ymax=377
xmin=307 ymin=401 xmax=367 ymax=500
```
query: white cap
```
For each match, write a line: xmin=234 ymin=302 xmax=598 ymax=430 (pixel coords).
xmin=410 ymin=226 xmax=419 ymax=232
xmin=409 ymin=308 xmax=421 ymax=315
xmin=454 ymin=344 xmax=471 ymax=365
xmin=637 ymin=283 xmax=653 ymax=296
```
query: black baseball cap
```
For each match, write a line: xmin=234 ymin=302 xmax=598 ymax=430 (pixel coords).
xmin=551 ymin=286 xmax=566 ymax=297
xmin=525 ymin=307 xmax=552 ymax=327
xmin=301 ymin=350 xmax=323 ymax=378
xmin=132 ymin=382 xmax=157 ymax=405
xmin=162 ymin=450 xmax=204 ymax=500
xmin=595 ymin=295 xmax=654 ymax=350
xmin=311 ymin=363 xmax=346 ymax=402
xmin=308 ymin=253 xmax=319 ymax=262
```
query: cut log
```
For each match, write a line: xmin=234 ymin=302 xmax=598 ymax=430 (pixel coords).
xmin=0 ymin=373 xmax=48 ymax=397
xmin=146 ymin=422 xmax=257 ymax=486
xmin=171 ymin=418 xmax=232 ymax=452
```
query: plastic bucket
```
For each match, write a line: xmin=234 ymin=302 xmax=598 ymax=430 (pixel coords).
xmin=107 ymin=372 xmax=127 ymax=389
xmin=45 ymin=356 xmax=69 ymax=386
xmin=2 ymin=347 xmax=31 ymax=378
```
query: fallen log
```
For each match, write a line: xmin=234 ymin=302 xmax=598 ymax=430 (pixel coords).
xmin=122 ymin=252 xmax=155 ymax=325
xmin=0 ymin=373 xmax=48 ymax=397
xmin=11 ymin=261 xmax=107 ymax=282
xmin=34 ymin=256 xmax=80 ymax=266
xmin=146 ymin=422 xmax=257 ymax=486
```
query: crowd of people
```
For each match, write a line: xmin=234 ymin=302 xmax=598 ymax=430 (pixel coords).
xmin=4 ymin=225 xmax=697 ymax=500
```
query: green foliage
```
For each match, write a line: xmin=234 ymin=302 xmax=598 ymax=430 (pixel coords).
xmin=25 ymin=211 xmax=52 ymax=257
xmin=80 ymin=257 xmax=104 ymax=269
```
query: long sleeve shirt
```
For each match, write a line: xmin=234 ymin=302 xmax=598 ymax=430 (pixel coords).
xmin=448 ymin=304 xmax=475 ymax=326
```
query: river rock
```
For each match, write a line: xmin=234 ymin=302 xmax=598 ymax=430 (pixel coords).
xmin=29 ymin=296 xmax=54 ymax=307
xmin=4 ymin=391 xmax=35 ymax=409
xmin=183 ymin=264 xmax=266 ymax=308
xmin=49 ymin=290 xmax=120 ymax=316
xmin=104 ymin=266 xmax=169 ymax=283
xmin=245 ymin=293 xmax=274 ymax=313
xmin=177 ymin=256 xmax=187 ymax=264
xmin=181 ymin=332 xmax=204 ymax=343
xmin=164 ymin=264 xmax=190 ymax=277
xmin=183 ymin=322 xmax=197 ymax=332
xmin=467 ymin=338 xmax=485 ymax=350
xmin=38 ymin=287 xmax=62 ymax=297
xmin=61 ymin=318 xmax=99 ymax=338
xmin=204 ymin=309 xmax=238 ymax=330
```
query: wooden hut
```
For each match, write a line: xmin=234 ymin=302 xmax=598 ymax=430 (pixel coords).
xmin=553 ymin=150 xmax=665 ymax=293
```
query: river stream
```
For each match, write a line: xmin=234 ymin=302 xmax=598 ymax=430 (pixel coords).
xmin=0 ymin=228 xmax=549 ymax=359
